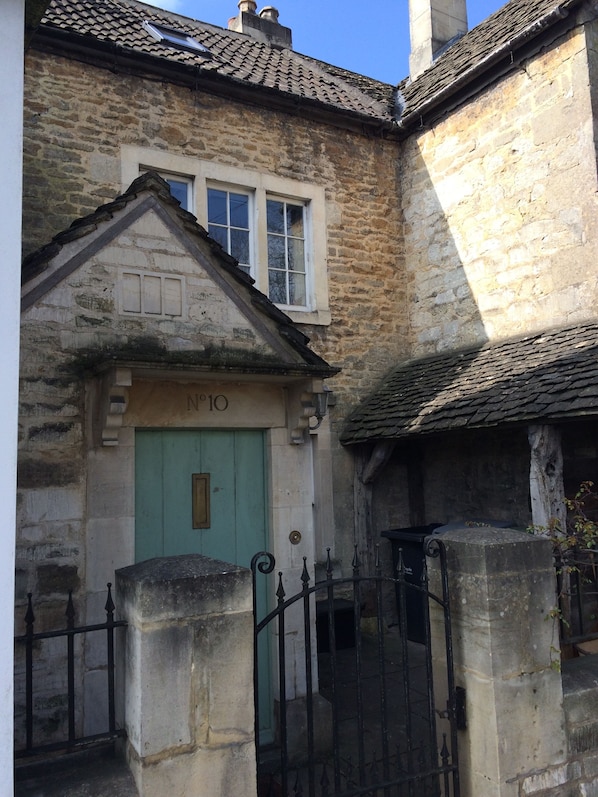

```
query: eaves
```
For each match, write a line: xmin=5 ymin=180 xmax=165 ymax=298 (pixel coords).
xmin=30 ymin=27 xmax=400 ymax=141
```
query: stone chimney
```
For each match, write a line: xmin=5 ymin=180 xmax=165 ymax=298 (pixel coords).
xmin=409 ymin=0 xmax=467 ymax=79
xmin=228 ymin=2 xmax=292 ymax=49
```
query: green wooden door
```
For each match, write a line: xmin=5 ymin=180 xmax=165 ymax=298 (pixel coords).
xmin=135 ymin=428 xmax=272 ymax=738
xmin=135 ymin=429 xmax=267 ymax=564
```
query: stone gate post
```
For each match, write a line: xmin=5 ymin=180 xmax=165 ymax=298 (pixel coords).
xmin=428 ymin=528 xmax=566 ymax=797
xmin=115 ymin=554 xmax=256 ymax=797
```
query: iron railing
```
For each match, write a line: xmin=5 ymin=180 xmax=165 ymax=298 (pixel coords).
xmin=14 ymin=583 xmax=127 ymax=758
xmin=556 ymin=547 xmax=598 ymax=646
xmin=252 ymin=541 xmax=460 ymax=797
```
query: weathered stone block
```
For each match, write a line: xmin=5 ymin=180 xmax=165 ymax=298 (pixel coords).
xmin=117 ymin=554 xmax=252 ymax=622
xmin=37 ymin=563 xmax=79 ymax=595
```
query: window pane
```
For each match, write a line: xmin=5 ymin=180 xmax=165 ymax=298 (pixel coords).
xmin=289 ymin=273 xmax=306 ymax=306
xmin=288 ymin=239 xmax=305 ymax=273
xmin=166 ymin=179 xmax=189 ymax=210
xmin=229 ymin=193 xmax=249 ymax=228
xmin=267 ymin=234 xmax=286 ymax=269
xmin=208 ymin=224 xmax=228 ymax=250
xmin=286 ymin=203 xmax=304 ymax=237
xmin=230 ymin=228 xmax=250 ymax=265
xmin=208 ymin=189 xmax=228 ymax=225
xmin=268 ymin=269 xmax=287 ymax=304
xmin=267 ymin=200 xmax=285 ymax=234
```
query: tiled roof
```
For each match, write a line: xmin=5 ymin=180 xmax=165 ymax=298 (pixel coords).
xmin=38 ymin=0 xmax=587 ymax=129
xmin=21 ymin=171 xmax=339 ymax=377
xmin=40 ymin=0 xmax=395 ymax=123
xmin=341 ymin=323 xmax=598 ymax=444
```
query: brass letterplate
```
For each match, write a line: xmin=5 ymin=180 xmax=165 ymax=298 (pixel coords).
xmin=192 ymin=473 xmax=210 ymax=529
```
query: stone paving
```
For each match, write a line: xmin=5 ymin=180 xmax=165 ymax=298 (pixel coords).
xmin=15 ymin=748 xmax=138 ymax=797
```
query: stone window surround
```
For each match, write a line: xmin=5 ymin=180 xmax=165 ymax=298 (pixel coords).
xmin=121 ymin=146 xmax=331 ymax=326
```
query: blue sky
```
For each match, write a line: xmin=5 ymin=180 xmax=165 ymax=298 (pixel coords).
xmin=141 ymin=0 xmax=506 ymax=83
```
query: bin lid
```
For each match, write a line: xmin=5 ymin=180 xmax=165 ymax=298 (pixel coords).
xmin=434 ymin=519 xmax=514 ymax=532
xmin=381 ymin=523 xmax=442 ymax=541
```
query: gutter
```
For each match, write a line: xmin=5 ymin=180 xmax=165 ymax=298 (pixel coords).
xmin=397 ymin=0 xmax=583 ymax=131
xmin=31 ymin=27 xmax=398 ymax=139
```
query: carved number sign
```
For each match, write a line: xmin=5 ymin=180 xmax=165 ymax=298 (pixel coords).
xmin=187 ymin=393 xmax=229 ymax=412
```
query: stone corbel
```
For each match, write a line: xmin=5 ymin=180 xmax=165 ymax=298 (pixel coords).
xmin=290 ymin=378 xmax=325 ymax=444
xmin=97 ymin=367 xmax=132 ymax=446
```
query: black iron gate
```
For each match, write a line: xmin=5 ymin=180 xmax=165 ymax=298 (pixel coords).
xmin=252 ymin=539 xmax=460 ymax=797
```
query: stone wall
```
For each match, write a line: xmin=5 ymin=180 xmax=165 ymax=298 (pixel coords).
xmin=15 ymin=192 xmax=325 ymax=739
xmin=509 ymin=652 xmax=598 ymax=797
xmin=371 ymin=427 xmax=533 ymax=535
xmin=401 ymin=23 xmax=598 ymax=358
xmin=22 ymin=47 xmax=406 ymax=403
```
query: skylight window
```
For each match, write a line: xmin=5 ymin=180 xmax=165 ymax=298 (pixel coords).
xmin=143 ymin=21 xmax=210 ymax=55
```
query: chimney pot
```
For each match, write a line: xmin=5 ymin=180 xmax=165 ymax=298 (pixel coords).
xmin=259 ymin=6 xmax=279 ymax=23
xmin=228 ymin=0 xmax=291 ymax=48
xmin=238 ymin=0 xmax=257 ymax=13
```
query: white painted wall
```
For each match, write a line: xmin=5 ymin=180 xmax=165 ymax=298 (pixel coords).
xmin=1 ymin=1 xmax=24 ymax=792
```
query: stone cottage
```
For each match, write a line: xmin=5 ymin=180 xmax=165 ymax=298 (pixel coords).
xmin=16 ymin=0 xmax=598 ymax=756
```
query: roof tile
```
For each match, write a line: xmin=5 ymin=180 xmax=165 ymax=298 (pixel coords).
xmin=41 ymin=0 xmax=395 ymax=122
xmin=39 ymin=0 xmax=588 ymax=128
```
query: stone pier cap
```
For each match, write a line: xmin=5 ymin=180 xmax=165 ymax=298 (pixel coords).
xmin=115 ymin=554 xmax=252 ymax=621
xmin=431 ymin=526 xmax=553 ymax=572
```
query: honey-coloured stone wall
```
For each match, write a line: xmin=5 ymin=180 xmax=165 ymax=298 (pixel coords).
xmin=401 ymin=23 xmax=598 ymax=357
xmin=22 ymin=47 xmax=406 ymax=543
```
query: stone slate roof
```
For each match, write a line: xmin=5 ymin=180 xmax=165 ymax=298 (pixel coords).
xmin=397 ymin=0 xmax=585 ymax=124
xmin=341 ymin=323 xmax=598 ymax=445
xmin=21 ymin=171 xmax=339 ymax=378
xmin=38 ymin=0 xmax=587 ymax=129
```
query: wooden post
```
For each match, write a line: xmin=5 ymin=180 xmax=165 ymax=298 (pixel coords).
xmin=354 ymin=448 xmax=375 ymax=576
xmin=354 ymin=441 xmax=395 ymax=576
xmin=528 ymin=424 xmax=566 ymax=531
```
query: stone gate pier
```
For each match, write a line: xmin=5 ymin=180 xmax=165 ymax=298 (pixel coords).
xmin=429 ymin=527 xmax=598 ymax=797
xmin=115 ymin=555 xmax=256 ymax=797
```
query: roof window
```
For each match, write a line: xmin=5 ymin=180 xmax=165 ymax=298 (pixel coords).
xmin=143 ymin=21 xmax=210 ymax=55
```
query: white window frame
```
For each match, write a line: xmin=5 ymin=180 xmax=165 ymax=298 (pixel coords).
xmin=206 ymin=182 xmax=254 ymax=277
xmin=265 ymin=194 xmax=310 ymax=310
xmin=122 ymin=146 xmax=330 ymax=326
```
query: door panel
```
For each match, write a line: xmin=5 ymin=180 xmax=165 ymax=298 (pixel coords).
xmin=135 ymin=429 xmax=266 ymax=566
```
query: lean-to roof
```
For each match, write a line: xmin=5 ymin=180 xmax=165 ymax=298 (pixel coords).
xmin=341 ymin=323 xmax=598 ymax=445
